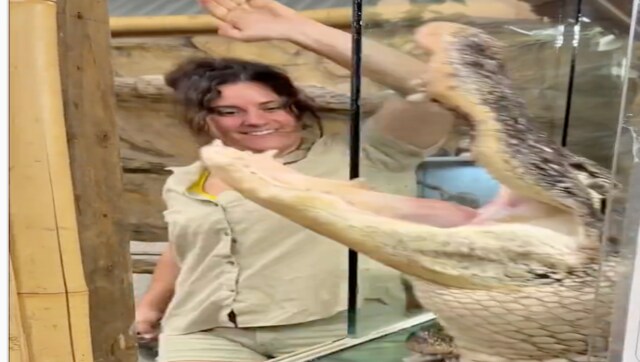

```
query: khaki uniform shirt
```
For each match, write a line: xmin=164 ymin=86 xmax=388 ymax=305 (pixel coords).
xmin=161 ymin=122 xmax=441 ymax=335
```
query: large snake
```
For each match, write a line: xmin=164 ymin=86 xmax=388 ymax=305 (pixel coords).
xmin=198 ymin=22 xmax=621 ymax=362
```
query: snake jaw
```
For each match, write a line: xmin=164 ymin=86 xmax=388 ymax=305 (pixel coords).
xmin=411 ymin=22 xmax=612 ymax=250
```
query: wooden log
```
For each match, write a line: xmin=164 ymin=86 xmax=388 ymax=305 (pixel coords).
xmin=109 ymin=8 xmax=355 ymax=37
xmin=131 ymin=241 xmax=168 ymax=256
xmin=114 ymin=75 xmax=387 ymax=114
xmin=123 ymin=173 xmax=170 ymax=242
xmin=109 ymin=1 xmax=542 ymax=38
xmin=130 ymin=241 xmax=166 ymax=274
xmin=56 ymin=0 xmax=137 ymax=360
xmin=10 ymin=1 xmax=94 ymax=361
xmin=132 ymin=259 xmax=160 ymax=275
xmin=108 ymin=6 xmax=410 ymax=37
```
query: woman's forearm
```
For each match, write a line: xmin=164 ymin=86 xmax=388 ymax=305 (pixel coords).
xmin=287 ymin=19 xmax=425 ymax=96
xmin=138 ymin=244 xmax=179 ymax=312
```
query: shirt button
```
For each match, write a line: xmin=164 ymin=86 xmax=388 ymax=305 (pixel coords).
xmin=226 ymin=260 xmax=235 ymax=266
xmin=223 ymin=230 xmax=230 ymax=236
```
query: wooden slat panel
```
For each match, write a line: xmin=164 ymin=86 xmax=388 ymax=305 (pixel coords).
xmin=9 ymin=2 xmax=94 ymax=361
xmin=9 ymin=258 xmax=30 ymax=362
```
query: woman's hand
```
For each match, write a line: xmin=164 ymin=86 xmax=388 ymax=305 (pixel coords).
xmin=133 ymin=304 xmax=163 ymax=342
xmin=199 ymin=0 xmax=310 ymax=42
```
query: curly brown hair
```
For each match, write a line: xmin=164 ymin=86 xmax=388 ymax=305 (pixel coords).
xmin=164 ymin=57 xmax=322 ymax=144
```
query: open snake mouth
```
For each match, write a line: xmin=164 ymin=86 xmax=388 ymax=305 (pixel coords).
xmin=197 ymin=22 xmax=602 ymax=288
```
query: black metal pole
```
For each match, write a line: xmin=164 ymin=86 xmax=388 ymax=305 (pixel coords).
xmin=561 ymin=0 xmax=584 ymax=147
xmin=347 ymin=0 xmax=363 ymax=337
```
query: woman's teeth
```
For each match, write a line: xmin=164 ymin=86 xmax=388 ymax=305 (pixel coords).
xmin=246 ymin=130 xmax=276 ymax=135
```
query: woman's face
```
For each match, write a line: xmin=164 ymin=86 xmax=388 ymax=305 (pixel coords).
xmin=205 ymin=81 xmax=302 ymax=155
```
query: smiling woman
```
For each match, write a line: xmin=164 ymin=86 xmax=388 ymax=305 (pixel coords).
xmin=164 ymin=57 xmax=322 ymax=154
xmin=140 ymin=54 xmax=457 ymax=362
xmin=132 ymin=1 xmax=459 ymax=362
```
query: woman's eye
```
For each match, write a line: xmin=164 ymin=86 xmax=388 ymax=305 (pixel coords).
xmin=213 ymin=108 xmax=239 ymax=116
xmin=263 ymin=104 xmax=285 ymax=112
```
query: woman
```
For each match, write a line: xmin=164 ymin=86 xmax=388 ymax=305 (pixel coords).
xmin=135 ymin=1 xmax=463 ymax=361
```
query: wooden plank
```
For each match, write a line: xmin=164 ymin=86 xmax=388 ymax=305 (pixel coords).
xmin=132 ymin=258 xmax=160 ymax=274
xmin=9 ymin=257 xmax=30 ymax=362
xmin=130 ymin=241 xmax=168 ymax=256
xmin=9 ymin=2 xmax=94 ymax=362
xmin=56 ymin=0 xmax=137 ymax=360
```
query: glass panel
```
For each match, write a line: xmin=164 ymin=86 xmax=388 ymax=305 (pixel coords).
xmin=595 ymin=0 xmax=640 ymax=360
xmin=316 ymin=318 xmax=440 ymax=362
xmin=349 ymin=0 xmax=582 ymax=337
xmin=564 ymin=0 xmax=637 ymax=168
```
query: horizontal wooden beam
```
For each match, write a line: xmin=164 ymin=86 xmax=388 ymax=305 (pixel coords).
xmin=109 ymin=5 xmax=428 ymax=37
xmin=114 ymin=75 xmax=387 ymax=114
xmin=132 ymin=258 xmax=158 ymax=274
xmin=109 ymin=1 xmax=545 ymax=38
xmin=131 ymin=241 xmax=167 ymax=255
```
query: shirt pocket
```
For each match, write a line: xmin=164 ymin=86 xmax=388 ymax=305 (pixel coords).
xmin=165 ymin=198 xmax=228 ymax=263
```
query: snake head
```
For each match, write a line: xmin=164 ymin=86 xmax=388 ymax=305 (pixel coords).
xmin=409 ymin=21 xmax=512 ymax=130
xmin=414 ymin=22 xmax=505 ymax=64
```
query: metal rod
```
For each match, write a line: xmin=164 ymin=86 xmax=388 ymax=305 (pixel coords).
xmin=561 ymin=0 xmax=584 ymax=147
xmin=347 ymin=0 xmax=363 ymax=337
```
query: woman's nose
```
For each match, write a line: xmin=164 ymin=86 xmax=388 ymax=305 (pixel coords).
xmin=243 ymin=110 xmax=269 ymax=125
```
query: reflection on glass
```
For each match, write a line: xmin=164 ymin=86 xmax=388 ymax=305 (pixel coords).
xmin=116 ymin=0 xmax=640 ymax=360
xmin=350 ymin=0 xmax=582 ymax=339
xmin=328 ymin=2 xmax=640 ymax=362
xmin=598 ymin=0 xmax=640 ymax=360
xmin=564 ymin=0 xmax=637 ymax=168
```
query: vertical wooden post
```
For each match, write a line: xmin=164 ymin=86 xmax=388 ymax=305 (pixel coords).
xmin=55 ymin=0 xmax=138 ymax=361
xmin=10 ymin=1 xmax=96 ymax=361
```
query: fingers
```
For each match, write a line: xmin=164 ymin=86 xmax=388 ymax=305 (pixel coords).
xmin=132 ymin=321 xmax=159 ymax=343
xmin=200 ymin=0 xmax=229 ymax=19
xmin=200 ymin=0 xmax=245 ymax=19
xmin=247 ymin=0 xmax=285 ymax=11
xmin=215 ymin=0 xmax=239 ymax=10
